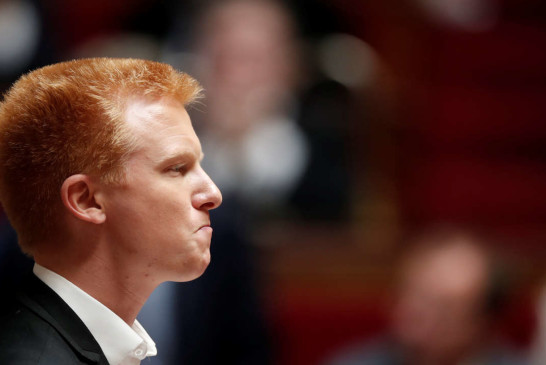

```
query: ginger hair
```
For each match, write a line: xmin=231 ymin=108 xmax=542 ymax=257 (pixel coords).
xmin=0 ymin=58 xmax=202 ymax=253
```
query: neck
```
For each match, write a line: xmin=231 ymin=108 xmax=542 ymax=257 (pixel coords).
xmin=34 ymin=240 xmax=159 ymax=325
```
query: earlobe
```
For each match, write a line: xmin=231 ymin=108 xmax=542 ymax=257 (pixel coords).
xmin=60 ymin=174 xmax=106 ymax=224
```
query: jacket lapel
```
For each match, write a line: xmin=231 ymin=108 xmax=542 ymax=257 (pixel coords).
xmin=18 ymin=275 xmax=109 ymax=365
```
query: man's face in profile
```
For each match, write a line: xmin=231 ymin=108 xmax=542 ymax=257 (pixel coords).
xmin=100 ymin=98 xmax=222 ymax=283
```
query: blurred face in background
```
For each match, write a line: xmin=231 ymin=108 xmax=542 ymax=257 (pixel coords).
xmin=197 ymin=0 xmax=299 ymax=135
xmin=391 ymin=242 xmax=489 ymax=362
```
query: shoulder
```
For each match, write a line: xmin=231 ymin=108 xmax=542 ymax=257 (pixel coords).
xmin=0 ymin=274 xmax=107 ymax=365
xmin=0 ymin=304 xmax=85 ymax=364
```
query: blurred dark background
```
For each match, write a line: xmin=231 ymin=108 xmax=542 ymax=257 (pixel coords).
xmin=1 ymin=0 xmax=545 ymax=364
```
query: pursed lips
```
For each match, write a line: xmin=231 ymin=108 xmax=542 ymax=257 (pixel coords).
xmin=196 ymin=223 xmax=211 ymax=232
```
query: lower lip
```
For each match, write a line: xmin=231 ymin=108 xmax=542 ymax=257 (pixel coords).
xmin=198 ymin=226 xmax=213 ymax=234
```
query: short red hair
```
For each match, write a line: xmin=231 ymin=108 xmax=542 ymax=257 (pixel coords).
xmin=0 ymin=58 xmax=202 ymax=253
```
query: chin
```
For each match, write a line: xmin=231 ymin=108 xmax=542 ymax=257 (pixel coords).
xmin=176 ymin=252 xmax=211 ymax=282
xmin=194 ymin=253 xmax=211 ymax=277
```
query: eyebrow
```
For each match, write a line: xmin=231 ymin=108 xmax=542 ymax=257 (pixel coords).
xmin=160 ymin=150 xmax=204 ymax=166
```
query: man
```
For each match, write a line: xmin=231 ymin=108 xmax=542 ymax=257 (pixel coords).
xmin=0 ymin=58 xmax=222 ymax=364
xmin=325 ymin=229 xmax=526 ymax=365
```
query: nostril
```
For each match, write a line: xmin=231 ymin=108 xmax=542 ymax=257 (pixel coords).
xmin=200 ymin=201 xmax=216 ymax=210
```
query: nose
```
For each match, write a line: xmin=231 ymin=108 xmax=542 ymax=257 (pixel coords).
xmin=192 ymin=169 xmax=222 ymax=211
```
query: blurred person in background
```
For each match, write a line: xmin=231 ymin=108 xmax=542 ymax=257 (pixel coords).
xmin=325 ymin=229 xmax=526 ymax=365
xmin=191 ymin=0 xmax=309 ymax=216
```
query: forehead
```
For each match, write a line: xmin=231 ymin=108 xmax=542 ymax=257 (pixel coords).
xmin=403 ymin=245 xmax=488 ymax=298
xmin=123 ymin=98 xmax=201 ymax=159
xmin=125 ymin=97 xmax=190 ymax=131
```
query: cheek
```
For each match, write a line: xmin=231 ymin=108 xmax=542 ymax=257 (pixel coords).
xmin=105 ymin=182 xmax=200 ymax=255
xmin=105 ymin=194 xmax=179 ymax=245
xmin=122 ymin=185 xmax=190 ymax=223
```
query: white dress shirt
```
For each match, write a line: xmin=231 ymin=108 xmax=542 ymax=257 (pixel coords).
xmin=33 ymin=263 xmax=157 ymax=365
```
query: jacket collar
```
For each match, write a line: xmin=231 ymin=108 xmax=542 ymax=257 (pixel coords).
xmin=18 ymin=274 xmax=109 ymax=364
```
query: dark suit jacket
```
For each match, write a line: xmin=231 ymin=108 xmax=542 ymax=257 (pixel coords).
xmin=0 ymin=274 xmax=109 ymax=364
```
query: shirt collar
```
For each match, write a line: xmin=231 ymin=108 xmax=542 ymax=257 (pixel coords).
xmin=33 ymin=263 xmax=157 ymax=365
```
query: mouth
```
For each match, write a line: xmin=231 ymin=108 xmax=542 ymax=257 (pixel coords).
xmin=197 ymin=224 xmax=212 ymax=233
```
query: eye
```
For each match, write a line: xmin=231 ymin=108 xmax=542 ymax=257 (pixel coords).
xmin=169 ymin=164 xmax=188 ymax=176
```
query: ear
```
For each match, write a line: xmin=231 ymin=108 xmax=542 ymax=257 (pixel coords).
xmin=60 ymin=174 xmax=106 ymax=224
